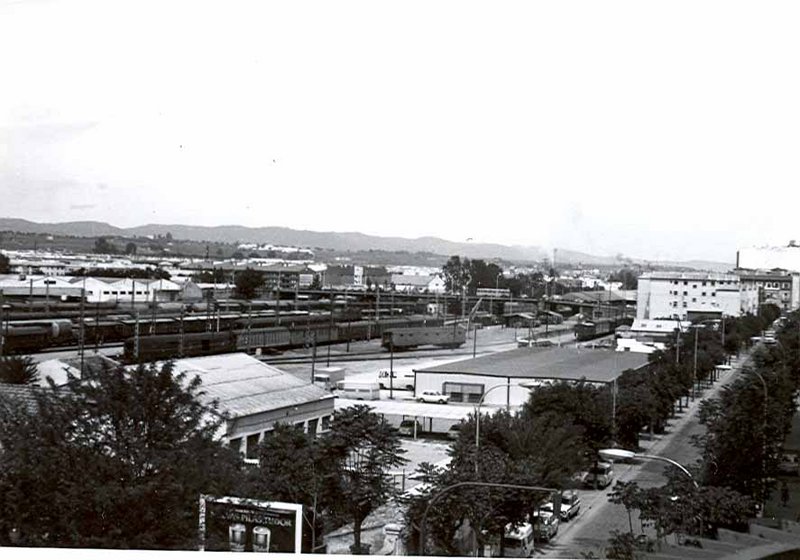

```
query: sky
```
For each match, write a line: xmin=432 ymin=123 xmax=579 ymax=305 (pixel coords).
xmin=1 ymin=0 xmax=799 ymax=263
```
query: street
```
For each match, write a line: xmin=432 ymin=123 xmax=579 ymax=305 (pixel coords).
xmin=544 ymin=353 xmax=749 ymax=558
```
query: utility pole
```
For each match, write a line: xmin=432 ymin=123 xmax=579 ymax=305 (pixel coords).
xmin=79 ymin=286 xmax=86 ymax=376
xmin=179 ymin=304 xmax=185 ymax=358
xmin=0 ymin=290 xmax=5 ymax=356
xmin=692 ymin=325 xmax=699 ymax=399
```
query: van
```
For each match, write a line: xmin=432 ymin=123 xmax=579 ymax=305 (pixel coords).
xmin=503 ymin=522 xmax=534 ymax=557
xmin=336 ymin=382 xmax=381 ymax=401
xmin=377 ymin=369 xmax=415 ymax=390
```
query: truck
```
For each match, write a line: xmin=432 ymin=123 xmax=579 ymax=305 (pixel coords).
xmin=313 ymin=366 xmax=346 ymax=390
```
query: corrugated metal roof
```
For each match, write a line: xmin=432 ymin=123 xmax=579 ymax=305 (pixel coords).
xmin=415 ymin=347 xmax=649 ymax=384
xmin=169 ymin=354 xmax=334 ymax=418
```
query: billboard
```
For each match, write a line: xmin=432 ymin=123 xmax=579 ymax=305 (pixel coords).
xmin=199 ymin=495 xmax=303 ymax=553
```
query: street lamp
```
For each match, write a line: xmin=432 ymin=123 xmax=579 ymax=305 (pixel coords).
xmin=474 ymin=381 xmax=537 ymax=475
xmin=598 ymin=448 xmax=698 ymax=488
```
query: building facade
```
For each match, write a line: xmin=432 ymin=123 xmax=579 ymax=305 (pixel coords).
xmin=636 ymin=272 xmax=757 ymax=321
xmin=737 ymin=269 xmax=800 ymax=313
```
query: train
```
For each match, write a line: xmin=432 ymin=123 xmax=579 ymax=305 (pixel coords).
xmin=0 ymin=307 xmax=368 ymax=355
xmin=120 ymin=314 xmax=446 ymax=363
xmin=381 ymin=325 xmax=466 ymax=350
xmin=574 ymin=318 xmax=629 ymax=341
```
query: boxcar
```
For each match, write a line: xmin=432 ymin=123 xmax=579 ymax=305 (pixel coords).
xmin=382 ymin=326 xmax=466 ymax=350
xmin=123 ymin=332 xmax=237 ymax=363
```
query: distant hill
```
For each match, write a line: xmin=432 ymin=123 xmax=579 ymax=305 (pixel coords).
xmin=0 ymin=217 xmax=734 ymax=270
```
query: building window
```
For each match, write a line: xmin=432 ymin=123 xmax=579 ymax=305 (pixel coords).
xmin=702 ymin=281 xmax=706 ymax=286
xmin=246 ymin=434 xmax=260 ymax=459
xmin=308 ymin=418 xmax=319 ymax=437
xmin=443 ymin=382 xmax=485 ymax=404
xmin=692 ymin=298 xmax=696 ymax=302
xmin=683 ymin=302 xmax=687 ymax=307
xmin=229 ymin=437 xmax=243 ymax=454
xmin=321 ymin=415 xmax=331 ymax=431
xmin=712 ymin=292 xmax=716 ymax=297
xmin=683 ymin=291 xmax=688 ymax=296
xmin=702 ymin=292 xmax=706 ymax=297
xmin=684 ymin=281 xmax=688 ymax=285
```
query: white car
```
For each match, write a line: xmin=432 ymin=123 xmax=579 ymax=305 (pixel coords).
xmin=416 ymin=391 xmax=450 ymax=404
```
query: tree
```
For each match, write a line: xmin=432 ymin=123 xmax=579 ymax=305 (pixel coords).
xmin=609 ymin=269 xmax=639 ymax=291
xmin=322 ymin=405 xmax=406 ymax=554
xmin=0 ymin=361 xmax=242 ymax=548
xmin=442 ymin=256 xmax=471 ymax=294
xmin=405 ymin=410 xmax=584 ymax=556
xmin=93 ymin=236 xmax=118 ymax=254
xmin=233 ymin=268 xmax=265 ymax=300
xmin=0 ymin=356 xmax=39 ymax=385
xmin=124 ymin=242 xmax=137 ymax=255
xmin=0 ymin=252 xmax=10 ymax=274
xmin=245 ymin=423 xmax=330 ymax=552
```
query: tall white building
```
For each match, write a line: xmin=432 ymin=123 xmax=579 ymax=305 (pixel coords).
xmin=637 ymin=272 xmax=758 ymax=320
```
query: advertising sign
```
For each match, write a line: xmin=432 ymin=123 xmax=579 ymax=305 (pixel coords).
xmin=199 ymin=495 xmax=303 ymax=553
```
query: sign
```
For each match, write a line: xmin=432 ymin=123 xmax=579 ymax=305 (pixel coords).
xmin=199 ymin=495 xmax=303 ymax=553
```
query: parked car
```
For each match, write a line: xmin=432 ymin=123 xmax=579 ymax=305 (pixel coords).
xmin=559 ymin=490 xmax=581 ymax=521
xmin=399 ymin=419 xmax=423 ymax=437
xmin=417 ymin=391 xmax=450 ymax=404
xmin=581 ymin=462 xmax=615 ymax=489
xmin=447 ymin=424 xmax=461 ymax=440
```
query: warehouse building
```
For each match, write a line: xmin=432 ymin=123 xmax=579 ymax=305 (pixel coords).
xmin=36 ymin=353 xmax=335 ymax=460
xmin=413 ymin=346 xmax=650 ymax=408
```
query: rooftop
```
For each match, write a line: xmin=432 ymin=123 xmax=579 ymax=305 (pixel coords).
xmin=168 ymin=353 xmax=334 ymax=418
xmin=415 ymin=346 xmax=649 ymax=384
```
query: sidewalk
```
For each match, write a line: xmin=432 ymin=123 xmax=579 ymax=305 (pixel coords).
xmin=631 ymin=352 xmax=749 ymax=463
xmin=549 ymin=352 xmax=751 ymax=557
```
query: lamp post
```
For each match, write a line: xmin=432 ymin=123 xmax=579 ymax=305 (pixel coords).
xmin=418 ymin=481 xmax=558 ymax=556
xmin=474 ymin=381 xmax=535 ymax=475
xmin=599 ymin=448 xmax=698 ymax=488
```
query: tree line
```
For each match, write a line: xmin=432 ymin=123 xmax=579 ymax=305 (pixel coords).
xmin=0 ymin=362 xmax=405 ymax=552
xmin=404 ymin=305 xmax=782 ymax=556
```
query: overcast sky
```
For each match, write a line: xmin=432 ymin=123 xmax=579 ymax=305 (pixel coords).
xmin=1 ymin=0 xmax=799 ymax=263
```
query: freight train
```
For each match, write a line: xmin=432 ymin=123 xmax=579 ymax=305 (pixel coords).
xmin=121 ymin=314 xmax=445 ymax=363
xmin=0 ymin=308 xmax=363 ymax=355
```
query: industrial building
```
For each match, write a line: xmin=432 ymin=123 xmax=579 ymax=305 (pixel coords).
xmin=36 ymin=353 xmax=335 ymax=460
xmin=413 ymin=346 xmax=650 ymax=407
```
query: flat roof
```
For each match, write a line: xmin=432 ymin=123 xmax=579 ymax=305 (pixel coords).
xmin=414 ymin=346 xmax=649 ymax=384
xmin=334 ymin=396 xmax=514 ymax=421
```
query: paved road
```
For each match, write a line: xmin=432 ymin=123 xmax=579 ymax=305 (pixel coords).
xmin=543 ymin=354 xmax=749 ymax=558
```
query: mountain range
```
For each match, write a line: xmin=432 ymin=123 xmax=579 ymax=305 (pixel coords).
xmin=0 ymin=218 xmax=734 ymax=272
